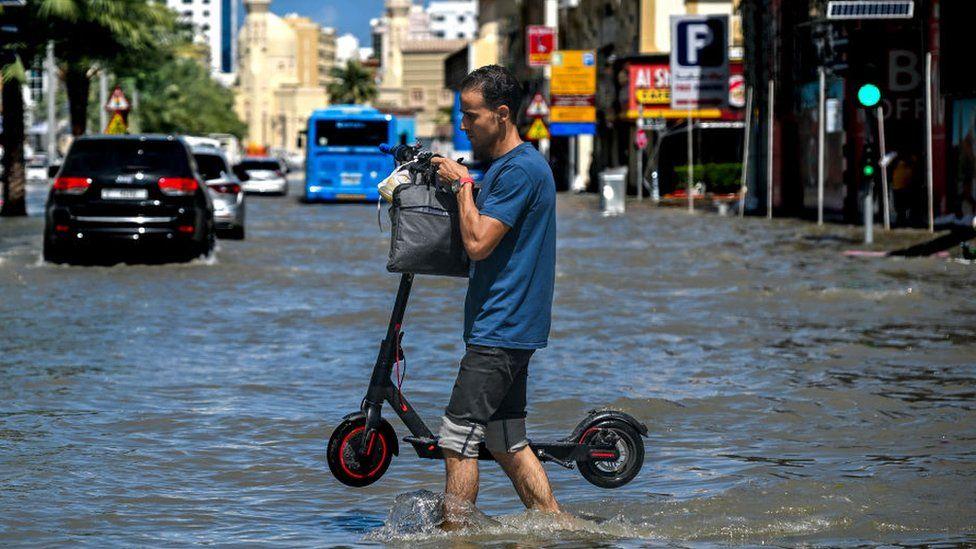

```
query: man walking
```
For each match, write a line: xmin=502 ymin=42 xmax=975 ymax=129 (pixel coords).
xmin=431 ymin=64 xmax=559 ymax=521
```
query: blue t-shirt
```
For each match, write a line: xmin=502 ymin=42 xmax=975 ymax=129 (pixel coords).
xmin=463 ymin=142 xmax=556 ymax=350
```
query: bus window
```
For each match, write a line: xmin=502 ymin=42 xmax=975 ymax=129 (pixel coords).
xmin=399 ymin=132 xmax=408 ymax=145
xmin=315 ymin=120 xmax=389 ymax=147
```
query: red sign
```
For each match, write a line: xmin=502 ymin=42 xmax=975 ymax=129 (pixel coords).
xmin=526 ymin=92 xmax=549 ymax=117
xmin=104 ymin=86 xmax=130 ymax=112
xmin=527 ymin=26 xmax=556 ymax=68
xmin=635 ymin=129 xmax=648 ymax=150
xmin=627 ymin=60 xmax=744 ymax=119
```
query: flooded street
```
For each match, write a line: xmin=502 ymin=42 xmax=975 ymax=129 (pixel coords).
xmin=2 ymin=176 xmax=974 ymax=546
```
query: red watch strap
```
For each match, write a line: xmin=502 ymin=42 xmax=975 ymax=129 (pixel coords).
xmin=459 ymin=177 xmax=474 ymax=185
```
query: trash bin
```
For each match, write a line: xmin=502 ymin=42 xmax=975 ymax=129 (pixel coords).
xmin=599 ymin=167 xmax=627 ymax=216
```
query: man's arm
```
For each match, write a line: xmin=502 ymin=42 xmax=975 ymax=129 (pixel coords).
xmin=432 ymin=157 xmax=509 ymax=261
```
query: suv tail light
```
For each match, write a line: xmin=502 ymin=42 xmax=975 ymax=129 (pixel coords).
xmin=158 ymin=177 xmax=199 ymax=196
xmin=209 ymin=182 xmax=241 ymax=194
xmin=53 ymin=176 xmax=92 ymax=194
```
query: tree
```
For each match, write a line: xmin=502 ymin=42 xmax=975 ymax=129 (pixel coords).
xmin=327 ymin=60 xmax=378 ymax=105
xmin=136 ymin=57 xmax=246 ymax=138
xmin=39 ymin=0 xmax=180 ymax=136
xmin=1 ymin=60 xmax=27 ymax=216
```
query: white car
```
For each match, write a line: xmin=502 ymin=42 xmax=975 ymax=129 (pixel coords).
xmin=234 ymin=157 xmax=288 ymax=196
xmin=27 ymin=157 xmax=53 ymax=182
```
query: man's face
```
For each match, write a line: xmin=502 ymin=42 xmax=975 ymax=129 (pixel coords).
xmin=460 ymin=87 xmax=507 ymax=160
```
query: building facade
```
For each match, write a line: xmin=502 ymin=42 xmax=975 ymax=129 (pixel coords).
xmin=165 ymin=0 xmax=237 ymax=85
xmin=235 ymin=0 xmax=328 ymax=151
xmin=428 ymin=1 xmax=478 ymax=40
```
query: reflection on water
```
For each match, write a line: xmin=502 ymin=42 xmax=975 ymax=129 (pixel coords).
xmin=0 ymin=179 xmax=974 ymax=546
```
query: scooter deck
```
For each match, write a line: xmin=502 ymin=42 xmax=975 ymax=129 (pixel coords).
xmin=402 ymin=435 xmax=620 ymax=468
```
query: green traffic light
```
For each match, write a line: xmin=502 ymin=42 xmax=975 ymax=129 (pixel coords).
xmin=857 ymin=84 xmax=881 ymax=107
xmin=863 ymin=164 xmax=875 ymax=177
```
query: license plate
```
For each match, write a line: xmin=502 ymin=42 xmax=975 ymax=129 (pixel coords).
xmin=102 ymin=188 xmax=147 ymax=200
xmin=340 ymin=173 xmax=362 ymax=186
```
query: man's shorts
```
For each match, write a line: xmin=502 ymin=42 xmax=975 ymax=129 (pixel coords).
xmin=438 ymin=344 xmax=535 ymax=458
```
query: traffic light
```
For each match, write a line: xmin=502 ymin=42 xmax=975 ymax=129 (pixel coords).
xmin=862 ymin=142 xmax=877 ymax=180
xmin=854 ymin=62 xmax=883 ymax=108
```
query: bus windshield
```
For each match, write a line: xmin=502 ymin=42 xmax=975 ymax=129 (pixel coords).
xmin=314 ymin=120 xmax=388 ymax=147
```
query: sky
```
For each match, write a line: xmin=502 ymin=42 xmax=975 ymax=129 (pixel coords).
xmin=239 ymin=0 xmax=389 ymax=45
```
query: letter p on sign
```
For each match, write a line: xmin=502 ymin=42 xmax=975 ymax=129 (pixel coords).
xmin=676 ymin=19 xmax=726 ymax=67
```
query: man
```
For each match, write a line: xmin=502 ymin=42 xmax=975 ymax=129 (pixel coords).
xmin=430 ymin=65 xmax=559 ymax=520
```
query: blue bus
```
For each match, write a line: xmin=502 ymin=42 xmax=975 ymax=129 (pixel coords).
xmin=303 ymin=105 xmax=414 ymax=202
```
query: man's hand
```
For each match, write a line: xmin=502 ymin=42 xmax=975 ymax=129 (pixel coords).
xmin=431 ymin=156 xmax=471 ymax=185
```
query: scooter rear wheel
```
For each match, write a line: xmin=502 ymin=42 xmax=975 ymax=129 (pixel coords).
xmin=327 ymin=416 xmax=394 ymax=487
xmin=576 ymin=419 xmax=645 ymax=489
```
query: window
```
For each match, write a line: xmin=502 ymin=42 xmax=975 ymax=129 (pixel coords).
xmin=410 ymin=88 xmax=425 ymax=105
xmin=202 ymin=10 xmax=209 ymax=17
xmin=434 ymin=30 xmax=445 ymax=38
xmin=314 ymin=120 xmax=389 ymax=147
xmin=458 ymin=15 xmax=465 ymax=23
xmin=182 ymin=10 xmax=192 ymax=17
xmin=202 ymin=23 xmax=210 ymax=31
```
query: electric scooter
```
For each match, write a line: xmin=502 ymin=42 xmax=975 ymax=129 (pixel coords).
xmin=326 ymin=145 xmax=648 ymax=489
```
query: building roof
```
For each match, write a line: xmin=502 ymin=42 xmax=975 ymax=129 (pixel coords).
xmin=400 ymin=39 xmax=468 ymax=54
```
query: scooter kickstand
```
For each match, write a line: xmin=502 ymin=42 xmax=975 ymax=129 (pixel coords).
xmin=536 ymin=449 xmax=575 ymax=469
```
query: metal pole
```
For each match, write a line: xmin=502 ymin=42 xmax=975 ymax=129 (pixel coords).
xmin=539 ymin=0 xmax=557 ymax=160
xmin=99 ymin=70 xmax=108 ymax=132
xmin=739 ymin=86 xmax=753 ymax=218
xmin=877 ymin=105 xmax=890 ymax=230
xmin=130 ymin=87 xmax=140 ymax=134
xmin=637 ymin=103 xmax=644 ymax=201
xmin=568 ymin=135 xmax=576 ymax=194
xmin=924 ymin=51 xmax=934 ymax=232
xmin=817 ymin=67 xmax=826 ymax=225
xmin=864 ymin=181 xmax=874 ymax=244
xmin=687 ymin=111 xmax=694 ymax=212
xmin=767 ymin=78 xmax=774 ymax=219
xmin=45 ymin=41 xmax=57 ymax=162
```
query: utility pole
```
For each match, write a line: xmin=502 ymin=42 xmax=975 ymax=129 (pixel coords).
xmin=45 ymin=41 xmax=57 ymax=161
xmin=539 ymin=0 xmax=557 ymax=160
xmin=99 ymin=70 xmax=109 ymax=132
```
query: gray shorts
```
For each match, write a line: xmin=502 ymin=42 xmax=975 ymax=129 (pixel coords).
xmin=438 ymin=344 xmax=534 ymax=458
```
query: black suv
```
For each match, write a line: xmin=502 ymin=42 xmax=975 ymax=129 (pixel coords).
xmin=44 ymin=135 xmax=215 ymax=263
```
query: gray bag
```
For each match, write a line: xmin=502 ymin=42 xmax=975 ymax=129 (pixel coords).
xmin=387 ymin=182 xmax=470 ymax=277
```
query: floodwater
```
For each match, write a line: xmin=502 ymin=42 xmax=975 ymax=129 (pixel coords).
xmin=1 ymin=176 xmax=974 ymax=547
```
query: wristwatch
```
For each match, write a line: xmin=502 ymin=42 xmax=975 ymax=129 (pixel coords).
xmin=451 ymin=176 xmax=475 ymax=194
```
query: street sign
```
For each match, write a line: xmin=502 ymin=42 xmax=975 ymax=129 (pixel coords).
xmin=525 ymin=92 xmax=549 ymax=117
xmin=527 ymin=26 xmax=556 ymax=68
xmin=670 ymin=15 xmax=729 ymax=109
xmin=105 ymin=86 xmax=130 ymax=112
xmin=635 ymin=129 xmax=648 ymax=150
xmin=104 ymin=112 xmax=127 ymax=135
xmin=525 ymin=118 xmax=550 ymax=140
xmin=551 ymin=50 xmax=596 ymax=135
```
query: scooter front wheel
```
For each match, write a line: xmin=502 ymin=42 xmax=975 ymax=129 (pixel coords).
xmin=576 ymin=418 xmax=645 ymax=489
xmin=327 ymin=416 xmax=395 ymax=487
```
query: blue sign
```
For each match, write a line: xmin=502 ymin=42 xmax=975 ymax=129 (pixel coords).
xmin=550 ymin=123 xmax=596 ymax=136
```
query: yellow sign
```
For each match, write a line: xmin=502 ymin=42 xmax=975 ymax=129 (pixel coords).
xmin=551 ymin=106 xmax=595 ymax=123
xmin=626 ymin=108 xmax=723 ymax=119
xmin=525 ymin=118 xmax=550 ymax=140
xmin=551 ymin=50 xmax=597 ymax=124
xmin=551 ymin=50 xmax=596 ymax=95
xmin=104 ymin=112 xmax=128 ymax=134
xmin=635 ymin=88 xmax=670 ymax=105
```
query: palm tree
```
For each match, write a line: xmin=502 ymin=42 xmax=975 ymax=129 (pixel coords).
xmin=39 ymin=0 xmax=179 ymax=135
xmin=327 ymin=60 xmax=378 ymax=105
xmin=1 ymin=62 xmax=28 ymax=216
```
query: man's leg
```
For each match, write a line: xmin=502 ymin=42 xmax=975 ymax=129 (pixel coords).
xmin=443 ymin=448 xmax=479 ymax=526
xmin=490 ymin=446 xmax=559 ymax=513
xmin=438 ymin=345 xmax=519 ymax=526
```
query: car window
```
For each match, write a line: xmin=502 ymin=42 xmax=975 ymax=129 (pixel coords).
xmin=193 ymin=153 xmax=229 ymax=181
xmin=239 ymin=160 xmax=280 ymax=170
xmin=61 ymin=140 xmax=190 ymax=175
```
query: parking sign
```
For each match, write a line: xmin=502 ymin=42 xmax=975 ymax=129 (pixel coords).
xmin=670 ymin=15 xmax=729 ymax=109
